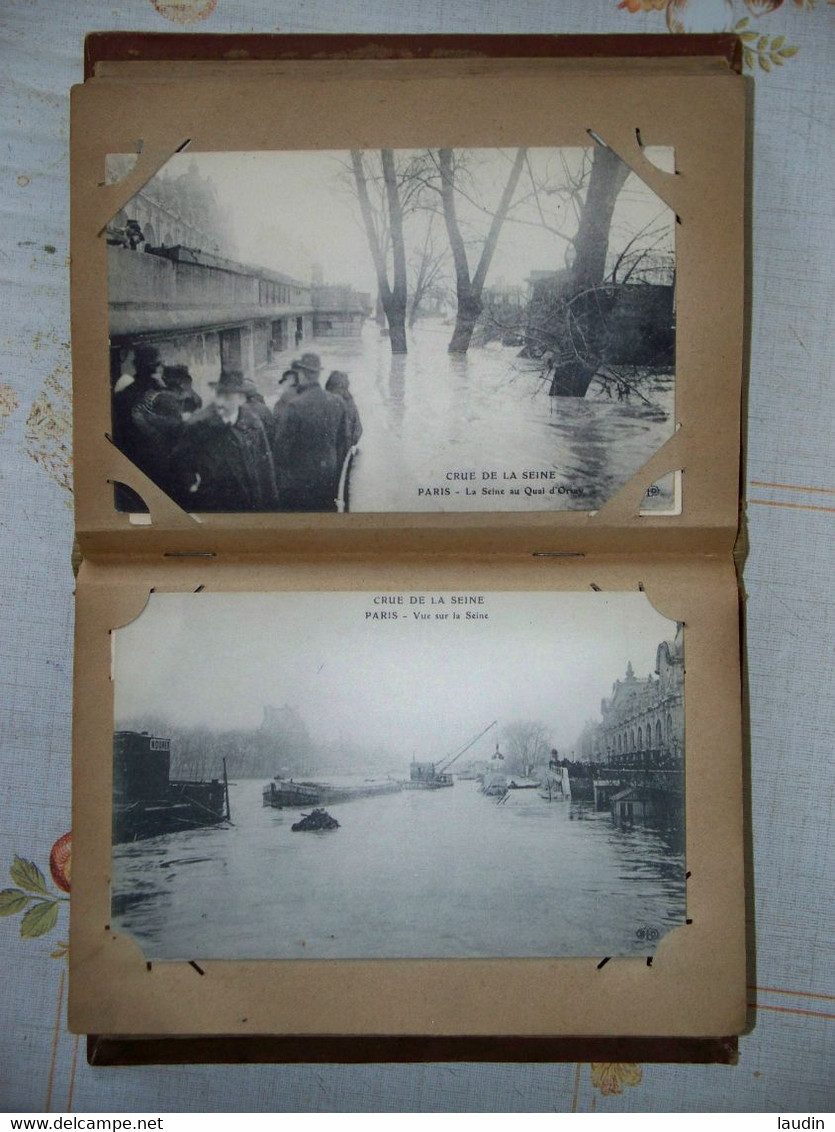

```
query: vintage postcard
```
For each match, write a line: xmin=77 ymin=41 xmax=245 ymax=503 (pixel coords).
xmin=105 ymin=145 xmax=677 ymax=516
xmin=111 ymin=590 xmax=685 ymax=961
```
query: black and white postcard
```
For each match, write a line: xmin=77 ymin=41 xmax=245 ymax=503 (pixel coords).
xmin=106 ymin=145 xmax=677 ymax=515
xmin=111 ymin=591 xmax=685 ymax=961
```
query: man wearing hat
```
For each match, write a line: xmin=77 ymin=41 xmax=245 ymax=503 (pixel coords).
xmin=237 ymin=376 xmax=273 ymax=440
xmin=112 ymin=344 xmax=184 ymax=509
xmin=273 ymin=352 xmax=346 ymax=512
xmin=162 ymin=364 xmax=202 ymax=416
xmin=272 ymin=367 xmax=300 ymax=423
xmin=171 ymin=369 xmax=278 ymax=512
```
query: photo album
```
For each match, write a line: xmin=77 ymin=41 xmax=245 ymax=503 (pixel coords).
xmin=69 ymin=34 xmax=748 ymax=1061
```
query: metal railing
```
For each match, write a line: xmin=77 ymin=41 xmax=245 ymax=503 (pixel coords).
xmin=605 ymin=748 xmax=682 ymax=771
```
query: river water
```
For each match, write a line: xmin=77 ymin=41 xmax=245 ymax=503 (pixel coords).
xmin=112 ymin=777 xmax=685 ymax=961
xmin=259 ymin=321 xmax=675 ymax=513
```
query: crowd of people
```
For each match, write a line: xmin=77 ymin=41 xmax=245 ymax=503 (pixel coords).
xmin=112 ymin=346 xmax=363 ymax=512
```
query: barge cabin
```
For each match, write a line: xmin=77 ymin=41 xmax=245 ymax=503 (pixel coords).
xmin=406 ymin=760 xmax=454 ymax=789
xmin=113 ymin=730 xmax=229 ymax=843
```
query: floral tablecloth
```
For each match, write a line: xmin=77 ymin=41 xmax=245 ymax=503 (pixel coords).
xmin=1 ymin=0 xmax=833 ymax=1114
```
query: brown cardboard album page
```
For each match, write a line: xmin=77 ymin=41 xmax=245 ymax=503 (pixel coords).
xmin=69 ymin=553 xmax=745 ymax=1039
xmin=70 ymin=51 xmax=745 ymax=559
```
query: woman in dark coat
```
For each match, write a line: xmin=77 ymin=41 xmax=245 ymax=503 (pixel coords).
xmin=112 ymin=345 xmax=185 ymax=507
xmin=325 ymin=370 xmax=363 ymax=472
xmin=241 ymin=378 xmax=275 ymax=442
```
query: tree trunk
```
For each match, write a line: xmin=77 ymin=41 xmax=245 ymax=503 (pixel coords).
xmin=387 ymin=316 xmax=408 ymax=353
xmin=447 ymin=295 xmax=483 ymax=354
xmin=549 ymin=360 xmax=597 ymax=398
xmin=548 ymin=144 xmax=631 ymax=396
xmin=381 ymin=149 xmax=408 ymax=354
xmin=375 ymin=292 xmax=387 ymax=327
xmin=351 ymin=149 xmax=408 ymax=355
xmin=439 ymin=147 xmax=527 ymax=355
xmin=438 ymin=149 xmax=474 ymax=354
xmin=570 ymin=144 xmax=631 ymax=291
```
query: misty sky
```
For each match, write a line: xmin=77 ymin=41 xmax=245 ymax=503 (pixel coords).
xmin=148 ymin=146 xmax=673 ymax=293
xmin=114 ymin=591 xmax=677 ymax=762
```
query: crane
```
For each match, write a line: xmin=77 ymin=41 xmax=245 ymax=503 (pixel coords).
xmin=407 ymin=721 xmax=498 ymax=789
xmin=434 ymin=720 xmax=498 ymax=777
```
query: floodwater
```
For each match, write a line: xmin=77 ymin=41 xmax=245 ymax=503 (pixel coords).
xmin=260 ymin=321 xmax=675 ymax=513
xmin=111 ymin=777 xmax=685 ymax=961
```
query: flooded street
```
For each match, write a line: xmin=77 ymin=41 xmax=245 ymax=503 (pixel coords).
xmin=112 ymin=777 xmax=685 ymax=962
xmin=258 ymin=321 xmax=675 ymax=513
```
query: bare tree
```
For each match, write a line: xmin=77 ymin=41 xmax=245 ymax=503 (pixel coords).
xmin=351 ymin=149 xmax=410 ymax=354
xmin=544 ymin=143 xmax=631 ymax=397
xmin=502 ymin=720 xmax=551 ymax=777
xmin=407 ymin=213 xmax=449 ymax=328
xmin=437 ymin=147 xmax=527 ymax=354
xmin=569 ymin=143 xmax=631 ymax=291
xmin=118 ymin=711 xmax=324 ymax=781
xmin=524 ymin=142 xmax=677 ymax=398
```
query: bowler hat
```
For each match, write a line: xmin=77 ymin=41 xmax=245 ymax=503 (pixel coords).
xmin=291 ymin=352 xmax=322 ymax=377
xmin=210 ymin=369 xmax=249 ymax=394
xmin=163 ymin=364 xmax=193 ymax=389
xmin=133 ymin=344 xmax=161 ymax=373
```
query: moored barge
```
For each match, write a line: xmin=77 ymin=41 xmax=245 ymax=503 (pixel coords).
xmin=262 ymin=775 xmax=401 ymax=809
xmin=113 ymin=730 xmax=230 ymax=843
xmin=405 ymin=721 xmax=499 ymax=790
xmin=403 ymin=760 xmax=454 ymax=789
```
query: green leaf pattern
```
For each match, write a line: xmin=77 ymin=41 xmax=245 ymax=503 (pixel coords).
xmin=734 ymin=18 xmax=801 ymax=72
xmin=729 ymin=16 xmax=801 ymax=74
xmin=20 ymin=900 xmax=60 ymax=938
xmin=617 ymin=5 xmax=808 ymax=75
xmin=10 ymin=855 xmax=49 ymax=896
xmin=0 ymin=889 xmax=31 ymax=916
xmin=2 ymin=853 xmax=67 ymax=951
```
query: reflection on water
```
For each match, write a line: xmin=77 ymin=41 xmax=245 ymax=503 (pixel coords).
xmin=112 ymin=778 xmax=685 ymax=961
xmin=260 ymin=321 xmax=674 ymax=513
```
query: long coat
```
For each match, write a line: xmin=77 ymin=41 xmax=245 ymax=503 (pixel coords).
xmin=244 ymin=392 xmax=274 ymax=442
xmin=273 ymin=382 xmax=346 ymax=511
xmin=171 ymin=404 xmax=278 ymax=512
xmin=112 ymin=380 xmax=184 ymax=508
xmin=333 ymin=389 xmax=363 ymax=472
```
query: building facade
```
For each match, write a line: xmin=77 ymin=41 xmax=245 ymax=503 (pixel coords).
xmin=524 ymin=266 xmax=675 ymax=369
xmin=581 ymin=626 xmax=684 ymax=823
xmin=107 ymin=163 xmax=368 ymax=400
xmin=311 ymin=285 xmax=372 ymax=338
xmin=107 ymin=158 xmax=237 ymax=259
xmin=108 ymin=243 xmax=316 ymax=399
xmin=595 ymin=627 xmax=684 ymax=767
